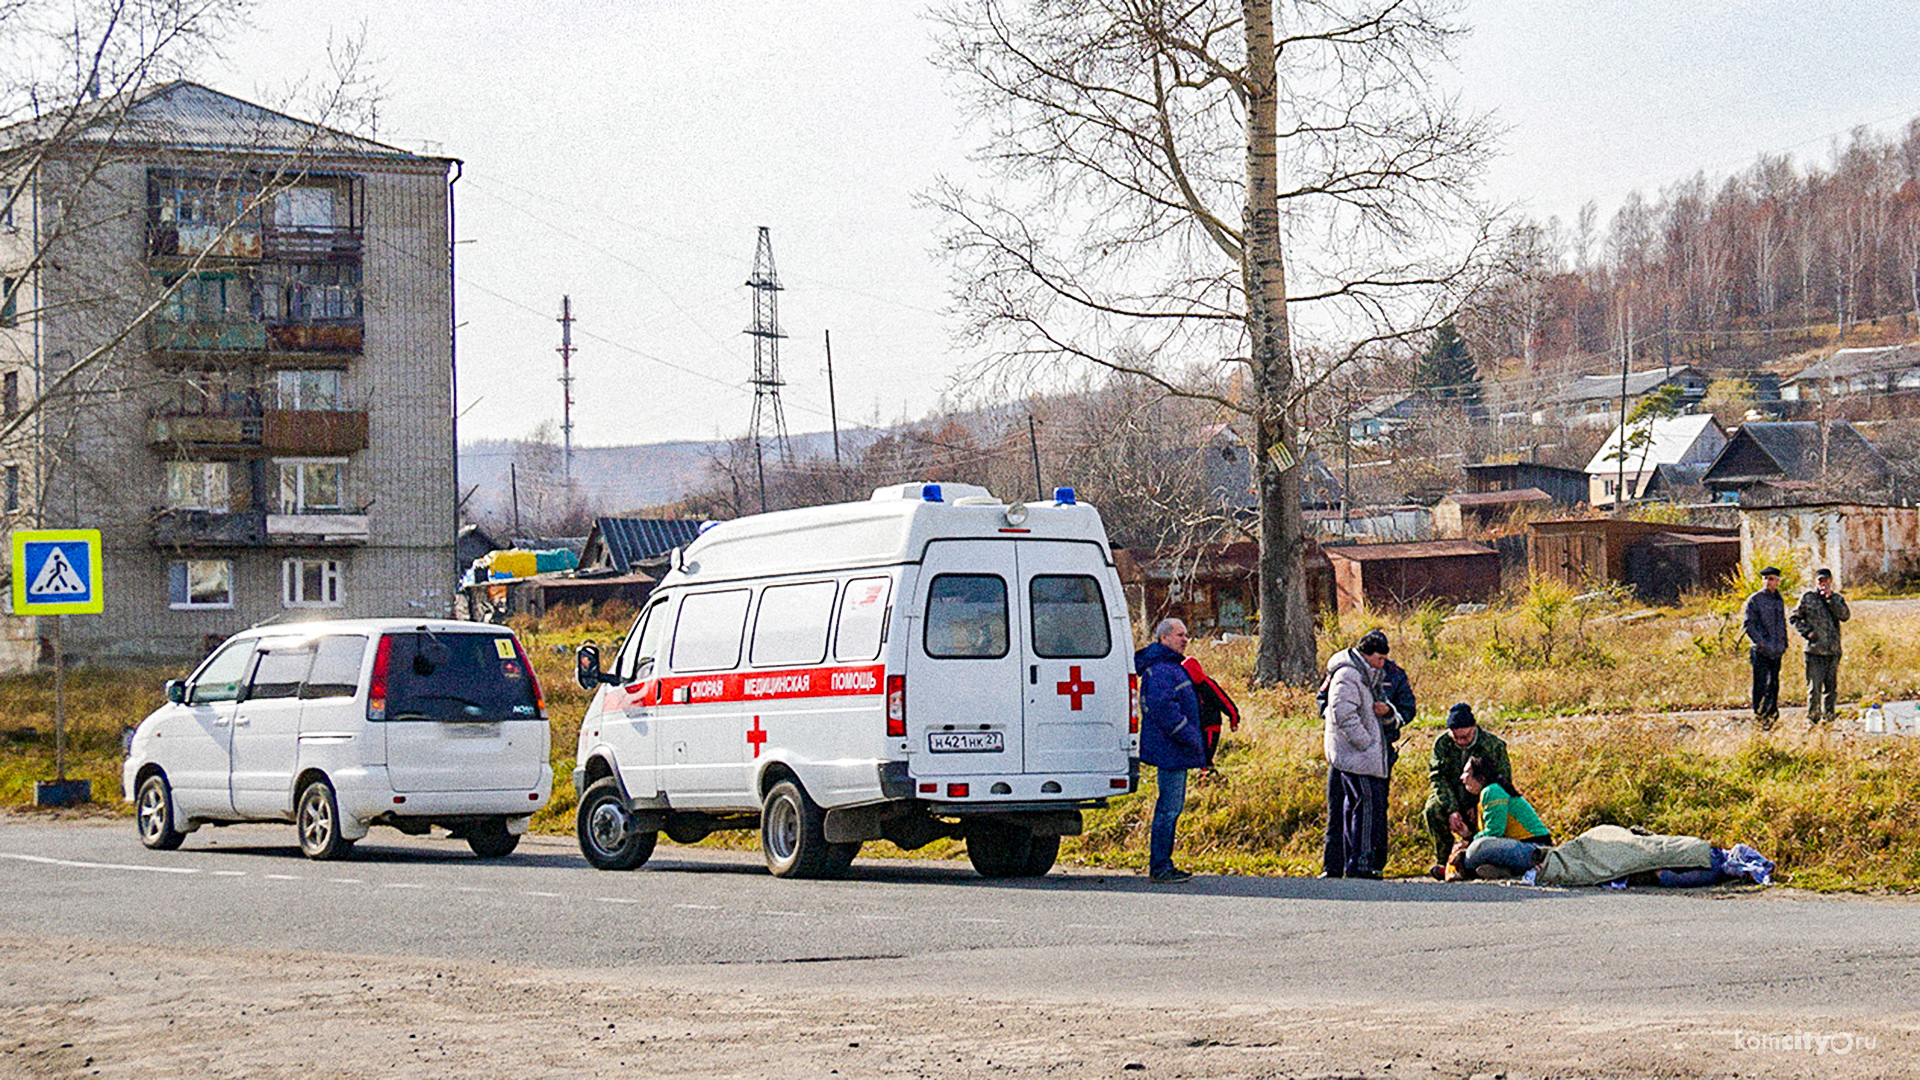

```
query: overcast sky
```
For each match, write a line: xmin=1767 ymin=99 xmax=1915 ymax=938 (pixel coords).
xmin=209 ymin=1 xmax=1920 ymax=448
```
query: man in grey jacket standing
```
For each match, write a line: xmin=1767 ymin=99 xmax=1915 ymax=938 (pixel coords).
xmin=1742 ymin=567 xmax=1788 ymax=729
xmin=1791 ymin=568 xmax=1850 ymax=725
xmin=1321 ymin=630 xmax=1391 ymax=879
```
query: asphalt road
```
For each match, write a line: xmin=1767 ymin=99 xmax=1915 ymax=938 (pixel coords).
xmin=4 ymin=816 xmax=1916 ymax=1018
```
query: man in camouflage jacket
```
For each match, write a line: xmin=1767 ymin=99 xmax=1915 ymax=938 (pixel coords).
xmin=1423 ymin=703 xmax=1512 ymax=872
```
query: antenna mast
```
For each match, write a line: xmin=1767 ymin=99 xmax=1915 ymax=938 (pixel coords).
xmin=745 ymin=227 xmax=790 ymax=511
xmin=557 ymin=295 xmax=575 ymax=479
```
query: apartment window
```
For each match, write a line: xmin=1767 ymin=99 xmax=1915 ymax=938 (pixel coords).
xmin=273 ymin=369 xmax=341 ymax=411
xmin=260 ymin=264 xmax=359 ymax=321
xmin=282 ymin=558 xmax=342 ymax=608
xmin=276 ymin=458 xmax=344 ymax=512
xmin=166 ymin=461 xmax=230 ymax=512
xmin=274 ymin=187 xmax=336 ymax=229
xmin=1 ymin=276 xmax=16 ymax=327
xmin=4 ymin=464 xmax=18 ymax=512
xmin=168 ymin=559 xmax=233 ymax=610
xmin=3 ymin=371 xmax=16 ymax=419
xmin=161 ymin=273 xmax=234 ymax=323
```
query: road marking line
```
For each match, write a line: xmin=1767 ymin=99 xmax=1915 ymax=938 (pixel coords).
xmin=759 ymin=910 xmax=808 ymax=917
xmin=384 ymin=883 xmax=425 ymax=890
xmin=523 ymin=891 xmax=562 ymax=898
xmin=959 ymin=917 xmax=1003 ymax=924
xmin=673 ymin=903 xmax=721 ymax=911
xmin=0 ymin=852 xmax=198 ymax=875
xmin=456 ymin=886 xmax=495 ymax=893
xmin=597 ymin=897 xmax=639 ymax=904
xmin=1066 ymin=923 xmax=1119 ymax=931
xmin=856 ymin=914 xmax=907 ymax=921
xmin=264 ymin=874 xmax=302 ymax=881
xmin=211 ymin=870 xmax=246 ymax=877
xmin=327 ymin=878 xmax=364 ymax=884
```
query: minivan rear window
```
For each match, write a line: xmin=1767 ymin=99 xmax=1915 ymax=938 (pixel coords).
xmin=381 ymin=632 xmax=539 ymax=722
xmin=925 ymin=574 xmax=1008 ymax=659
xmin=1030 ymin=575 xmax=1111 ymax=659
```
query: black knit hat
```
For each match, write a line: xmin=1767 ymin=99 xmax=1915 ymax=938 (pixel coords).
xmin=1446 ymin=702 xmax=1477 ymax=729
xmin=1356 ymin=629 xmax=1390 ymax=656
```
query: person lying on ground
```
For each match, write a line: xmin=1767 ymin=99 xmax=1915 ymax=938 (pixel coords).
xmin=1454 ymin=754 xmax=1551 ymax=881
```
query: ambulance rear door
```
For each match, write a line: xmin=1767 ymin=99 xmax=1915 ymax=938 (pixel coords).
xmin=908 ymin=540 xmax=1026 ymax=773
xmin=1018 ymin=540 xmax=1130 ymax=776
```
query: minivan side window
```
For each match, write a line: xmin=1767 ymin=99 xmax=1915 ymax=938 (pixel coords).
xmin=834 ymin=576 xmax=891 ymax=661
xmin=1030 ymin=575 xmax=1112 ymax=659
xmin=245 ymin=642 xmax=315 ymax=701
xmin=924 ymin=574 xmax=1009 ymax=659
xmin=301 ymin=635 xmax=367 ymax=699
xmin=670 ymin=590 xmax=751 ymax=672
xmin=188 ymin=639 xmax=255 ymax=704
xmin=750 ymin=581 xmax=837 ymax=667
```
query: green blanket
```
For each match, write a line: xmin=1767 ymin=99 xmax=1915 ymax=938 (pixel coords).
xmin=1536 ymin=824 xmax=1713 ymax=887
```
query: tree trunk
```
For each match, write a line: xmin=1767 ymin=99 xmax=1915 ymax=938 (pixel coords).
xmin=1245 ymin=0 xmax=1316 ymax=686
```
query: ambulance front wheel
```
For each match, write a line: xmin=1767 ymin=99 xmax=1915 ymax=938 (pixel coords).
xmin=577 ymin=777 xmax=657 ymax=871
xmin=761 ymin=779 xmax=858 ymax=879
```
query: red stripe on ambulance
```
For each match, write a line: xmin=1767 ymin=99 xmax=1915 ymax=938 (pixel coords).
xmin=631 ymin=663 xmax=887 ymax=706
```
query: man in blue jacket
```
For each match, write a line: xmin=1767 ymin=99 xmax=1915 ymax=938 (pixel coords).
xmin=1135 ymin=617 xmax=1206 ymax=883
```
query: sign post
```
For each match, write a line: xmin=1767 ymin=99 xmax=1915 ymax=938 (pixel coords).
xmin=11 ymin=529 xmax=103 ymax=807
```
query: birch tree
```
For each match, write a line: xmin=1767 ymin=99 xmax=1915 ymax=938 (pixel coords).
xmin=931 ymin=0 xmax=1495 ymax=684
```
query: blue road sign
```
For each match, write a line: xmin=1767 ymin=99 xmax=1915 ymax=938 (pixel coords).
xmin=11 ymin=529 xmax=104 ymax=615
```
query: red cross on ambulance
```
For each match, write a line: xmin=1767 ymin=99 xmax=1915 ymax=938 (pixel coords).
xmin=1055 ymin=666 xmax=1095 ymax=711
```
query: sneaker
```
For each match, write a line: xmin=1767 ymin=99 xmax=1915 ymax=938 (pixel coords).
xmin=1149 ymin=868 xmax=1194 ymax=884
xmin=1427 ymin=862 xmax=1447 ymax=881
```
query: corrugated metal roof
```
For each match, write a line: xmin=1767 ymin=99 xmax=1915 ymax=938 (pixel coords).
xmin=592 ymin=517 xmax=704 ymax=570
xmin=2 ymin=81 xmax=437 ymax=161
xmin=1786 ymin=344 xmax=1920 ymax=384
xmin=1584 ymin=414 xmax=1724 ymax=474
xmin=1544 ymin=366 xmax=1702 ymax=405
xmin=1323 ymin=539 xmax=1495 ymax=561
xmin=1442 ymin=488 xmax=1552 ymax=507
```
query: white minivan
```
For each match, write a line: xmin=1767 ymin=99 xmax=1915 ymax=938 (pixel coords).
xmin=124 ymin=619 xmax=551 ymax=859
xmin=571 ymin=483 xmax=1138 ymax=880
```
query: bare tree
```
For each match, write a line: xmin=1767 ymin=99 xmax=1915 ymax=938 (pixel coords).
xmin=929 ymin=0 xmax=1496 ymax=684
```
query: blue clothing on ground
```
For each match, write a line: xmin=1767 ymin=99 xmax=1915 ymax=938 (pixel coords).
xmin=1149 ymin=767 xmax=1188 ymax=876
xmin=1135 ymin=642 xmax=1205 ymax=771
xmin=1462 ymin=834 xmax=1549 ymax=875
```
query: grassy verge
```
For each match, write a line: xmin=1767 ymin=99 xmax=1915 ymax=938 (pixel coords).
xmin=7 ymin=590 xmax=1918 ymax=892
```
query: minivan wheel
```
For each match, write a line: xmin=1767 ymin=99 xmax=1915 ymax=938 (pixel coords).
xmin=296 ymin=778 xmax=352 ymax=860
xmin=135 ymin=773 xmax=186 ymax=851
xmin=760 ymin=779 xmax=857 ymax=879
xmin=1022 ymin=833 xmax=1061 ymax=877
xmin=576 ymin=777 xmax=655 ymax=870
xmin=466 ymin=818 xmax=520 ymax=858
xmin=964 ymin=821 xmax=1034 ymax=879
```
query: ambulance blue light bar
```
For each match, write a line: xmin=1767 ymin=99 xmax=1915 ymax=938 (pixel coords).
xmin=922 ymin=484 xmax=944 ymax=502
xmin=1054 ymin=486 xmax=1076 ymax=505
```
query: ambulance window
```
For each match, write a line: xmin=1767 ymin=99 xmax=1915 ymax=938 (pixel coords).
xmin=750 ymin=581 xmax=836 ymax=667
xmin=924 ymin=574 xmax=1008 ymax=660
xmin=613 ymin=604 xmax=656 ymax=681
xmin=670 ymin=589 xmax=751 ymax=672
xmin=1030 ymin=575 xmax=1111 ymax=659
xmin=834 ymin=576 xmax=891 ymax=661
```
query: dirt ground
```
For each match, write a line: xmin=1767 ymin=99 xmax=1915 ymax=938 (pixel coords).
xmin=1 ymin=935 xmax=1909 ymax=1080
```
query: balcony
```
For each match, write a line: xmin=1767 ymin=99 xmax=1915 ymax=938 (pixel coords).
xmin=262 ymin=409 xmax=369 ymax=454
xmin=265 ymin=322 xmax=362 ymax=353
xmin=267 ymin=513 xmax=369 ymax=546
xmin=147 ymin=410 xmax=264 ymax=449
xmin=153 ymin=509 xmax=267 ymax=548
xmin=262 ymin=226 xmax=362 ymax=262
xmin=148 ymin=320 xmax=269 ymax=353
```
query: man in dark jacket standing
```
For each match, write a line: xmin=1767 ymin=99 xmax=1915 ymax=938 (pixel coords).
xmin=1742 ymin=567 xmax=1788 ymax=728
xmin=1135 ymin=618 xmax=1206 ymax=883
xmin=1791 ymin=568 xmax=1850 ymax=725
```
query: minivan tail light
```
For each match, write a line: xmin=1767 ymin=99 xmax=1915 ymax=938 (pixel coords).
xmin=1128 ymin=673 xmax=1140 ymax=734
xmin=367 ymin=634 xmax=393 ymax=720
xmin=885 ymin=675 xmax=906 ymax=737
xmin=511 ymin=637 xmax=547 ymax=719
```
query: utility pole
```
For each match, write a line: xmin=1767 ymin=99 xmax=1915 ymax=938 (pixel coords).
xmin=557 ymin=296 xmax=576 ymax=479
xmin=1027 ymin=415 xmax=1043 ymax=500
xmin=824 ymin=329 xmax=841 ymax=466
xmin=1616 ymin=301 xmax=1632 ymax=516
xmin=745 ymin=227 xmax=791 ymax=513
xmin=509 ymin=462 xmax=522 ymax=538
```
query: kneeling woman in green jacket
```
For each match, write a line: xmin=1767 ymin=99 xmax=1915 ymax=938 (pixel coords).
xmin=1459 ymin=755 xmax=1551 ymax=879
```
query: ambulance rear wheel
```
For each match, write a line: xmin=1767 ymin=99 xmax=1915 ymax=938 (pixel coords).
xmin=1022 ymin=834 xmax=1061 ymax=877
xmin=761 ymin=779 xmax=854 ymax=879
xmin=577 ymin=777 xmax=656 ymax=871
xmin=964 ymin=821 xmax=1034 ymax=879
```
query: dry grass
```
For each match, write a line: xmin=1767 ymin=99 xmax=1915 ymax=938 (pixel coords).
xmin=7 ymin=590 xmax=1919 ymax=891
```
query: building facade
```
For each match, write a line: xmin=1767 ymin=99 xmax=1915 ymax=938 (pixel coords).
xmin=0 ymin=83 xmax=456 ymax=667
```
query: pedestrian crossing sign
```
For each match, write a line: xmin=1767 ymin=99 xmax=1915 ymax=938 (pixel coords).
xmin=11 ymin=529 xmax=104 ymax=615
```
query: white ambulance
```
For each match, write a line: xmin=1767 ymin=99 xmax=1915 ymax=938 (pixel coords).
xmin=570 ymin=482 xmax=1139 ymax=879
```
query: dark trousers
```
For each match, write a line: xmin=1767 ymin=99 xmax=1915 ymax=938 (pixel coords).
xmin=1424 ymin=796 xmax=1476 ymax=865
xmin=1750 ymin=649 xmax=1781 ymax=723
xmin=1324 ymin=768 xmax=1388 ymax=877
xmin=1806 ymin=652 xmax=1841 ymax=723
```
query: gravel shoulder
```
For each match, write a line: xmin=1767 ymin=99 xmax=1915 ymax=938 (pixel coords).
xmin=2 ymin=934 xmax=1912 ymax=1080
